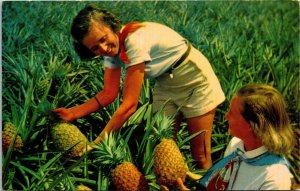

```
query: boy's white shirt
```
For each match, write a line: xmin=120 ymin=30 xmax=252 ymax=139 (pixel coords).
xmin=104 ymin=22 xmax=188 ymax=78
xmin=224 ymin=137 xmax=292 ymax=190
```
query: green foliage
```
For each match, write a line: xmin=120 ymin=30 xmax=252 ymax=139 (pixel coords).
xmin=2 ymin=1 xmax=299 ymax=190
xmin=93 ymin=132 xmax=133 ymax=169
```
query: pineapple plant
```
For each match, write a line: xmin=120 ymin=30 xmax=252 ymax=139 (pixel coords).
xmin=2 ymin=121 xmax=23 ymax=151
xmin=50 ymin=62 xmax=72 ymax=89
xmin=50 ymin=122 xmax=89 ymax=158
xmin=93 ymin=132 xmax=149 ymax=190
xmin=152 ymin=114 xmax=188 ymax=189
xmin=36 ymin=78 xmax=50 ymax=98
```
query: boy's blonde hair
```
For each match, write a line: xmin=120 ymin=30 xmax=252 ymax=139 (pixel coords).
xmin=237 ymin=84 xmax=295 ymax=156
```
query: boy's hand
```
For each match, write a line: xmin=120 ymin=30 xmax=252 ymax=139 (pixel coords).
xmin=177 ymin=178 xmax=189 ymax=190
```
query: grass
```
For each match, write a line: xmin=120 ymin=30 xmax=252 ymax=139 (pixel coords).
xmin=2 ymin=1 xmax=299 ymax=190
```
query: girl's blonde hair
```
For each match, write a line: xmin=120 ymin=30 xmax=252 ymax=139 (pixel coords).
xmin=237 ymin=84 xmax=295 ymax=156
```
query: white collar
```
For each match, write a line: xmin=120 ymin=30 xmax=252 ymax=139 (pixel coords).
xmin=236 ymin=139 xmax=268 ymax=159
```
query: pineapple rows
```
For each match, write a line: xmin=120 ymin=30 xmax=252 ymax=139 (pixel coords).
xmin=46 ymin=113 xmax=191 ymax=190
xmin=2 ymin=110 xmax=196 ymax=190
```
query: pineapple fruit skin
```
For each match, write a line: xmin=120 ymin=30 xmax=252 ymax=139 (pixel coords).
xmin=36 ymin=79 xmax=49 ymax=98
xmin=2 ymin=122 xmax=23 ymax=151
xmin=154 ymin=139 xmax=187 ymax=187
xmin=51 ymin=122 xmax=88 ymax=158
xmin=111 ymin=162 xmax=149 ymax=191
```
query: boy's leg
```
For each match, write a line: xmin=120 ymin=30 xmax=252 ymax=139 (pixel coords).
xmin=186 ymin=108 xmax=216 ymax=170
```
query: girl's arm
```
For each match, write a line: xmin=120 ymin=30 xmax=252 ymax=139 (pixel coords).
xmin=94 ymin=63 xmax=145 ymax=144
xmin=52 ymin=67 xmax=121 ymax=121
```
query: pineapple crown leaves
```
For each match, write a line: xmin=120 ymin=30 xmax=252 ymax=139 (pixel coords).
xmin=93 ymin=132 xmax=133 ymax=169
xmin=53 ymin=64 xmax=70 ymax=80
xmin=150 ymin=113 xmax=174 ymax=142
xmin=150 ymin=111 xmax=206 ymax=149
xmin=37 ymin=100 xmax=55 ymax=117
xmin=36 ymin=100 xmax=60 ymax=127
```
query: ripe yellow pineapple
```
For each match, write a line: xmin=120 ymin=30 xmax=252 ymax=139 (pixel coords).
xmin=112 ymin=161 xmax=149 ymax=190
xmin=2 ymin=122 xmax=23 ymax=151
xmin=152 ymin=114 xmax=188 ymax=189
xmin=51 ymin=122 xmax=89 ymax=158
xmin=93 ymin=132 xmax=148 ymax=190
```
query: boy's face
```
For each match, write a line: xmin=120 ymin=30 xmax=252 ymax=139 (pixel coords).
xmin=82 ymin=21 xmax=119 ymax=57
xmin=225 ymin=95 xmax=252 ymax=140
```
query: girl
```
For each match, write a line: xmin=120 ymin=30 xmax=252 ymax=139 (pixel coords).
xmin=53 ymin=4 xmax=225 ymax=170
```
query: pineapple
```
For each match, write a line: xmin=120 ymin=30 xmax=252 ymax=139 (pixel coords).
xmin=112 ymin=161 xmax=149 ymax=191
xmin=93 ymin=132 xmax=149 ymax=190
xmin=36 ymin=78 xmax=50 ymax=98
xmin=152 ymin=114 xmax=188 ymax=189
xmin=76 ymin=184 xmax=92 ymax=191
xmin=52 ymin=64 xmax=71 ymax=87
xmin=2 ymin=121 xmax=23 ymax=151
xmin=51 ymin=122 xmax=89 ymax=158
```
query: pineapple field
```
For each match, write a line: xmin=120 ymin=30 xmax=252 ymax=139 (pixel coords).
xmin=2 ymin=1 xmax=299 ymax=190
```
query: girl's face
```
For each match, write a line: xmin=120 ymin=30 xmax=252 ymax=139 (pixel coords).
xmin=82 ymin=21 xmax=119 ymax=57
xmin=225 ymin=95 xmax=253 ymax=140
